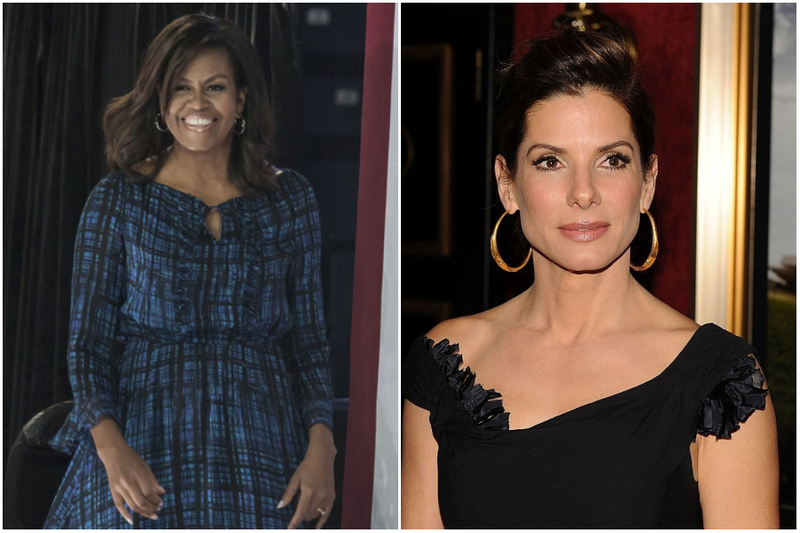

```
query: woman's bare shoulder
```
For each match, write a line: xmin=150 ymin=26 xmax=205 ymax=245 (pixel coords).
xmin=635 ymin=289 xmax=701 ymax=359
xmin=642 ymin=290 xmax=699 ymax=332
xmin=426 ymin=315 xmax=488 ymax=344
xmin=424 ymin=305 xmax=511 ymax=360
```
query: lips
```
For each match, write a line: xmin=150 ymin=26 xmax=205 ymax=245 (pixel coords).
xmin=558 ymin=221 xmax=610 ymax=242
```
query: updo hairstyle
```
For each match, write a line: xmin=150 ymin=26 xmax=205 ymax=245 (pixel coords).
xmin=495 ymin=28 xmax=655 ymax=177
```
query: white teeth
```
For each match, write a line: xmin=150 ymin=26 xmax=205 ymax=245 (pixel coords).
xmin=184 ymin=117 xmax=213 ymax=126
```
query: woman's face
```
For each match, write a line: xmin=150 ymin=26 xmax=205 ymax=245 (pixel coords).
xmin=496 ymin=90 xmax=657 ymax=274
xmin=164 ymin=48 xmax=246 ymax=155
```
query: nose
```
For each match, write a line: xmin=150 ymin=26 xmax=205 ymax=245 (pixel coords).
xmin=188 ymin=88 xmax=209 ymax=109
xmin=567 ymin=167 xmax=599 ymax=209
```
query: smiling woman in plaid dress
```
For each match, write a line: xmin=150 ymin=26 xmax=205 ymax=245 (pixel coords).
xmin=45 ymin=13 xmax=335 ymax=529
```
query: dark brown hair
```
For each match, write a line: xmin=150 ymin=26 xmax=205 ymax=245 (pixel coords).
xmin=495 ymin=28 xmax=655 ymax=177
xmin=104 ymin=13 xmax=278 ymax=195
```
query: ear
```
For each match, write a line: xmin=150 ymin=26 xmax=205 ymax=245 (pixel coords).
xmin=495 ymin=156 xmax=519 ymax=213
xmin=640 ymin=154 xmax=658 ymax=211
xmin=237 ymin=87 xmax=248 ymax=117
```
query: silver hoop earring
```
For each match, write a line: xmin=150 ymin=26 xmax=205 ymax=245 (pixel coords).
xmin=154 ymin=113 xmax=168 ymax=133
xmin=233 ymin=117 xmax=246 ymax=135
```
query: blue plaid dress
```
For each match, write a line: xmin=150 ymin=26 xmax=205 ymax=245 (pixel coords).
xmin=44 ymin=170 xmax=333 ymax=528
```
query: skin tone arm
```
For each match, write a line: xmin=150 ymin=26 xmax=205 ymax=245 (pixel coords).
xmin=280 ymin=423 xmax=337 ymax=529
xmin=91 ymin=417 xmax=165 ymax=525
xmin=696 ymin=368 xmax=780 ymax=528
xmin=401 ymin=400 xmax=444 ymax=529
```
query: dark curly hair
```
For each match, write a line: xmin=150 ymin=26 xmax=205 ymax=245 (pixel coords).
xmin=104 ymin=13 xmax=278 ymax=195
xmin=495 ymin=27 xmax=655 ymax=177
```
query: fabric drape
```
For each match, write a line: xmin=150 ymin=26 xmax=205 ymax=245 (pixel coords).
xmin=4 ymin=3 xmax=104 ymax=469
xmin=340 ymin=4 xmax=395 ymax=528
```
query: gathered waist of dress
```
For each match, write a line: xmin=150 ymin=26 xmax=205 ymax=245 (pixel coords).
xmin=117 ymin=332 xmax=280 ymax=350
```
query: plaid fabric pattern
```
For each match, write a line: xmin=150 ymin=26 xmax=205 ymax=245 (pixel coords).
xmin=44 ymin=170 xmax=333 ymax=528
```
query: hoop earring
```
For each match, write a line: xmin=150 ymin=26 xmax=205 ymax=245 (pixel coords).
xmin=154 ymin=113 xmax=168 ymax=133
xmin=233 ymin=117 xmax=246 ymax=135
xmin=490 ymin=210 xmax=532 ymax=272
xmin=631 ymin=209 xmax=659 ymax=271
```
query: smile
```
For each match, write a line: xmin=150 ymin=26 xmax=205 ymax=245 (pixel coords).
xmin=182 ymin=116 xmax=217 ymax=132
xmin=558 ymin=222 xmax=610 ymax=242
xmin=185 ymin=117 xmax=214 ymax=126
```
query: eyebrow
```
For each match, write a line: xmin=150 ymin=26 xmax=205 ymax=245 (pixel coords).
xmin=525 ymin=140 xmax=635 ymax=158
xmin=597 ymin=140 xmax=635 ymax=153
xmin=525 ymin=143 xmax=566 ymax=158
xmin=176 ymin=74 xmax=231 ymax=84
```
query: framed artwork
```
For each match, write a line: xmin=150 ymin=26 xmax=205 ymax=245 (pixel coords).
xmin=401 ymin=43 xmax=452 ymax=256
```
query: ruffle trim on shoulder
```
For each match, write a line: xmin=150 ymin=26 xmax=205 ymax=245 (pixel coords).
xmin=695 ymin=353 xmax=768 ymax=439
xmin=427 ymin=337 xmax=509 ymax=430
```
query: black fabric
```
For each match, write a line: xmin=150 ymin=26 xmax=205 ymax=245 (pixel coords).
xmin=4 ymin=3 xmax=104 ymax=476
xmin=403 ymin=323 xmax=768 ymax=528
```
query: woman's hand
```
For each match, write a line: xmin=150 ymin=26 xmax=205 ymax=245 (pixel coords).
xmin=279 ymin=423 xmax=336 ymax=529
xmin=91 ymin=417 xmax=166 ymax=525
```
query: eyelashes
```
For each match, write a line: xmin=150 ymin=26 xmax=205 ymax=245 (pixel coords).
xmin=173 ymin=84 xmax=227 ymax=93
xmin=531 ymin=152 xmax=632 ymax=172
xmin=532 ymin=154 xmax=561 ymax=171
xmin=603 ymin=152 xmax=631 ymax=170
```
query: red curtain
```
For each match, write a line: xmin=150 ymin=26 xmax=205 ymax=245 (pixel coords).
xmin=341 ymin=3 xmax=395 ymax=528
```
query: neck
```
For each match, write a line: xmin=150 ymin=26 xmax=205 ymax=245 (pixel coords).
xmin=166 ymin=140 xmax=233 ymax=185
xmin=520 ymin=252 xmax=642 ymax=342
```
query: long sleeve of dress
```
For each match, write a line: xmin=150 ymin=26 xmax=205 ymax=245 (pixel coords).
xmin=49 ymin=176 xmax=126 ymax=454
xmin=283 ymin=171 xmax=334 ymax=431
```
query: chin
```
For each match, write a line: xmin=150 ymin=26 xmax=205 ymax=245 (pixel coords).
xmin=539 ymin=249 xmax=624 ymax=275
xmin=564 ymin=251 xmax=631 ymax=274
xmin=176 ymin=138 xmax=228 ymax=154
xmin=565 ymin=264 xmax=613 ymax=275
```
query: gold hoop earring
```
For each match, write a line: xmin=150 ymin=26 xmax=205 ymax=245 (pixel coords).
xmin=631 ymin=209 xmax=659 ymax=271
xmin=490 ymin=210 xmax=532 ymax=272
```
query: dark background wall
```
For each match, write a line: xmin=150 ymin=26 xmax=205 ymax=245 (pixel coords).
xmin=401 ymin=4 xmax=515 ymax=359
xmin=3 ymin=2 xmax=365 ymax=470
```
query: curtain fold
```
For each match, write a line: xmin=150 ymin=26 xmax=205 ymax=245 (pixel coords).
xmin=4 ymin=4 xmax=104 ymax=464
xmin=341 ymin=3 xmax=395 ymax=528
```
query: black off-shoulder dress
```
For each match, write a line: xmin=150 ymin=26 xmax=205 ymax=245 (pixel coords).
xmin=403 ymin=323 xmax=768 ymax=528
